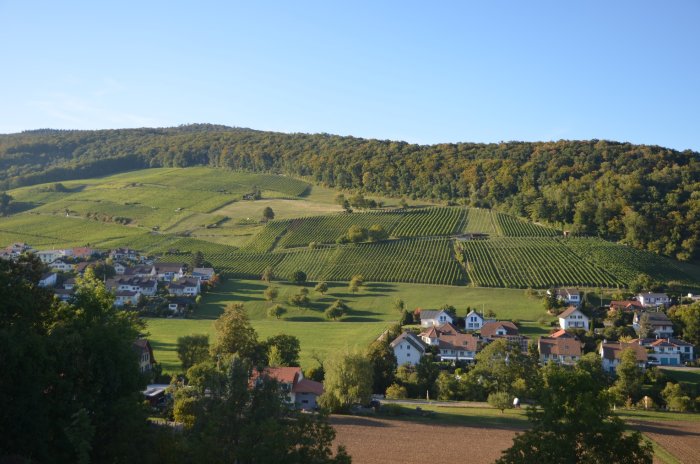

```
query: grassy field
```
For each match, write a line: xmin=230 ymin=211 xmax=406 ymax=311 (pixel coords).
xmin=146 ymin=279 xmax=550 ymax=372
xmin=658 ymin=367 xmax=700 ymax=387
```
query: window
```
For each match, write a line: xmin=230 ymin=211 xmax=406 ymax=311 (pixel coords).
xmin=407 ymin=352 xmax=410 ymax=357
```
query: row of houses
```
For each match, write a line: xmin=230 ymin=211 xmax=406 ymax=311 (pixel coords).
xmin=549 ymin=288 xmax=673 ymax=309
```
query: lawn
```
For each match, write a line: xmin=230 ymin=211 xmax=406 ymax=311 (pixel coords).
xmin=659 ymin=367 xmax=700 ymax=387
xmin=146 ymin=278 xmax=547 ymax=372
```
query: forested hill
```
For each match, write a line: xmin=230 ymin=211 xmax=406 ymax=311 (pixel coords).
xmin=1 ymin=124 xmax=698 ymax=261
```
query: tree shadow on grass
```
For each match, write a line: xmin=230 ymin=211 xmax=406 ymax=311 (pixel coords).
xmin=284 ymin=315 xmax=325 ymax=322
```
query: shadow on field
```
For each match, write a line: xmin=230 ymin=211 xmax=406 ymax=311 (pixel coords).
xmin=629 ymin=421 xmax=700 ymax=437
xmin=330 ymin=416 xmax=394 ymax=428
xmin=285 ymin=316 xmax=325 ymax=322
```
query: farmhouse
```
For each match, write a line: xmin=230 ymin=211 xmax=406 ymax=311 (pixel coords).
xmin=637 ymin=292 xmax=670 ymax=308
xmin=599 ymin=341 xmax=648 ymax=374
xmin=558 ymin=306 xmax=589 ymax=331
xmin=391 ymin=332 xmax=426 ymax=366
xmin=538 ymin=335 xmax=582 ymax=365
xmin=548 ymin=288 xmax=581 ymax=307
xmin=133 ymin=339 xmax=156 ymax=373
xmin=419 ymin=309 xmax=455 ymax=327
xmin=420 ymin=323 xmax=481 ymax=362
xmin=633 ymin=311 xmax=674 ymax=338
xmin=251 ymin=367 xmax=324 ymax=410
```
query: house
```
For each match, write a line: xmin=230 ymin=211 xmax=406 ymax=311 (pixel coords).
xmin=633 ymin=311 xmax=674 ymax=338
xmin=37 ymin=249 xmax=65 ymax=264
xmin=167 ymin=297 xmax=195 ymax=313
xmin=549 ymin=328 xmax=576 ymax=338
xmin=71 ymin=247 xmax=95 ymax=259
xmin=420 ymin=323 xmax=482 ymax=362
xmin=54 ymin=288 xmax=74 ymax=302
xmin=115 ymin=290 xmax=140 ymax=307
xmin=113 ymin=262 xmax=128 ymax=275
xmin=609 ymin=300 xmax=645 ymax=312
xmin=50 ymin=259 xmax=74 ymax=272
xmin=419 ymin=309 xmax=455 ymax=327
xmin=74 ymin=262 xmax=93 ymax=275
xmin=633 ymin=338 xmax=695 ymax=365
xmin=480 ymin=321 xmax=520 ymax=338
xmin=480 ymin=321 xmax=529 ymax=352
xmin=63 ymin=278 xmax=76 ymax=290
xmin=192 ymin=267 xmax=215 ymax=282
xmin=251 ymin=367 xmax=324 ymax=410
xmin=153 ymin=262 xmax=186 ymax=282
xmin=3 ymin=242 xmax=32 ymax=259
xmin=110 ymin=248 xmax=139 ymax=262
xmin=548 ymin=288 xmax=582 ymax=307
xmin=167 ymin=277 xmax=201 ymax=297
xmin=558 ymin=306 xmax=590 ymax=331
xmin=390 ymin=332 xmax=426 ymax=366
xmin=538 ymin=335 xmax=582 ymax=365
xmin=464 ymin=310 xmax=487 ymax=331
xmin=599 ymin=341 xmax=648 ymax=374
xmin=107 ymin=277 xmax=158 ymax=297
xmin=38 ymin=272 xmax=57 ymax=288
xmin=133 ymin=339 xmax=156 ymax=373
xmin=637 ymin=292 xmax=670 ymax=308
xmin=124 ymin=264 xmax=155 ymax=278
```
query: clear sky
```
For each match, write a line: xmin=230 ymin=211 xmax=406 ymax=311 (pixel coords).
xmin=1 ymin=1 xmax=699 ymax=151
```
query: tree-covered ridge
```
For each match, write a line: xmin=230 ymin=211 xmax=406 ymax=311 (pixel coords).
xmin=1 ymin=125 xmax=698 ymax=260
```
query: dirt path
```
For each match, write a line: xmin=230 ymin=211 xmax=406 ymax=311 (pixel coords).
xmin=629 ymin=419 xmax=700 ymax=464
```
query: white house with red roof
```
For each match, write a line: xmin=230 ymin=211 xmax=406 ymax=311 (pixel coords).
xmin=558 ymin=306 xmax=589 ymax=330
xmin=633 ymin=338 xmax=695 ymax=365
xmin=599 ymin=341 xmax=648 ymax=374
xmin=419 ymin=323 xmax=482 ymax=362
xmin=538 ymin=335 xmax=582 ymax=365
xmin=251 ymin=367 xmax=324 ymax=410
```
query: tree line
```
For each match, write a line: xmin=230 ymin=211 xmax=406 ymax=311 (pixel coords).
xmin=1 ymin=124 xmax=698 ymax=260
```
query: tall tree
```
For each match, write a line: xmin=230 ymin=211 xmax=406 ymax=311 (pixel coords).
xmin=262 ymin=206 xmax=275 ymax=222
xmin=319 ymin=352 xmax=373 ymax=411
xmin=265 ymin=334 xmax=301 ymax=367
xmin=366 ymin=340 xmax=397 ymax=394
xmin=177 ymin=334 xmax=210 ymax=371
xmin=611 ymin=348 xmax=644 ymax=403
xmin=497 ymin=360 xmax=653 ymax=464
xmin=211 ymin=303 xmax=261 ymax=363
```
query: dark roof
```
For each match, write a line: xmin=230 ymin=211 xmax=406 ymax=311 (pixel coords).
xmin=155 ymin=262 xmax=185 ymax=272
xmin=438 ymin=332 xmax=481 ymax=352
xmin=390 ymin=332 xmax=426 ymax=352
xmin=419 ymin=309 xmax=454 ymax=320
xmin=133 ymin=339 xmax=155 ymax=363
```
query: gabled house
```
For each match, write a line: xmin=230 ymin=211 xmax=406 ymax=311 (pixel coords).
xmin=633 ymin=338 xmax=695 ymax=365
xmin=124 ymin=264 xmax=154 ymax=278
xmin=250 ymin=367 xmax=324 ymax=410
xmin=4 ymin=242 xmax=32 ymax=259
xmin=110 ymin=248 xmax=139 ymax=262
xmin=153 ymin=262 xmax=186 ymax=282
xmin=609 ymin=300 xmax=644 ymax=312
xmin=192 ymin=267 xmax=215 ymax=282
xmin=599 ymin=341 xmax=648 ymax=374
xmin=74 ymin=262 xmax=93 ymax=276
xmin=390 ymin=332 xmax=426 ymax=366
xmin=113 ymin=262 xmax=128 ymax=275
xmin=167 ymin=277 xmax=200 ymax=297
xmin=133 ymin=339 xmax=156 ymax=373
xmin=480 ymin=321 xmax=529 ymax=352
xmin=38 ymin=272 xmax=57 ymax=288
xmin=464 ymin=310 xmax=487 ymax=331
xmin=419 ymin=309 xmax=455 ymax=327
xmin=633 ymin=311 xmax=674 ymax=338
xmin=53 ymin=288 xmax=74 ymax=302
xmin=50 ymin=259 xmax=74 ymax=272
xmin=637 ymin=292 xmax=670 ymax=308
xmin=115 ymin=290 xmax=140 ymax=307
xmin=548 ymin=288 xmax=582 ymax=307
xmin=63 ymin=278 xmax=76 ymax=290
xmin=419 ymin=323 xmax=482 ymax=362
xmin=37 ymin=250 xmax=65 ymax=264
xmin=71 ymin=247 xmax=95 ymax=259
xmin=538 ymin=335 xmax=582 ymax=365
xmin=558 ymin=306 xmax=589 ymax=331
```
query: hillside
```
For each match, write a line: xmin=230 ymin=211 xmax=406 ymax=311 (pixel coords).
xmin=0 ymin=125 xmax=698 ymax=262
xmin=2 ymin=167 xmax=699 ymax=290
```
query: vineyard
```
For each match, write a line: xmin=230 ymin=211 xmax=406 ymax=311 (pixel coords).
xmin=458 ymin=237 xmax=623 ymax=288
xmin=494 ymin=212 xmax=559 ymax=237
xmin=563 ymin=237 xmax=700 ymax=286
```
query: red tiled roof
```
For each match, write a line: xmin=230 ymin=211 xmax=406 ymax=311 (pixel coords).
xmin=293 ymin=378 xmax=324 ymax=395
xmin=549 ymin=329 xmax=573 ymax=338
xmin=480 ymin=321 xmax=519 ymax=338
xmin=256 ymin=367 xmax=302 ymax=384
xmin=558 ymin=306 xmax=580 ymax=319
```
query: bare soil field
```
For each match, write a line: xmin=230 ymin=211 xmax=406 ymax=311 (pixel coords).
xmin=629 ymin=420 xmax=700 ymax=464
xmin=331 ymin=416 xmax=520 ymax=464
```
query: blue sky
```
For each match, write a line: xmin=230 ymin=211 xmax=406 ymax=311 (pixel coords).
xmin=1 ymin=1 xmax=699 ymax=151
